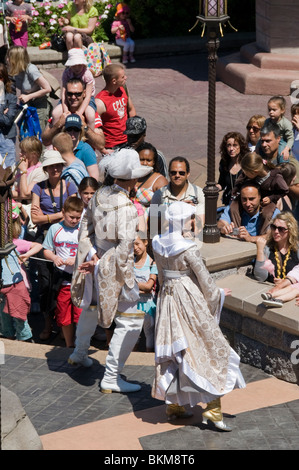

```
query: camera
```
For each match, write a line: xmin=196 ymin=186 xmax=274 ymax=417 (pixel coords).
xmin=232 ymin=227 xmax=240 ymax=236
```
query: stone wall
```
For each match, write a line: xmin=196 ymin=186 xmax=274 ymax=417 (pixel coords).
xmin=256 ymin=0 xmax=299 ymax=54
xmin=220 ymin=308 xmax=299 ymax=384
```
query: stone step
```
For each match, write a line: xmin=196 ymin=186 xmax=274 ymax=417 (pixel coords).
xmin=217 ymin=41 xmax=299 ymax=95
xmin=216 ymin=49 xmax=299 ymax=95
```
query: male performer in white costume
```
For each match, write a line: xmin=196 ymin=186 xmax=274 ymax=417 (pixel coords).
xmin=69 ymin=148 xmax=152 ymax=393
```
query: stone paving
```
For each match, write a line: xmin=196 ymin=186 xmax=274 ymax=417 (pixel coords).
xmin=2 ymin=346 xmax=299 ymax=451
xmin=2 ymin=52 xmax=299 ymax=451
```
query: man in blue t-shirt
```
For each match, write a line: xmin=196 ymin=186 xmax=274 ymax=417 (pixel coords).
xmin=217 ymin=182 xmax=280 ymax=242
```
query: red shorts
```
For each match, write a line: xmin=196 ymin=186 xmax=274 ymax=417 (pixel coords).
xmin=55 ymin=285 xmax=82 ymax=327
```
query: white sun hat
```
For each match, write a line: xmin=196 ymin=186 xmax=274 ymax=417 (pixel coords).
xmin=65 ymin=48 xmax=87 ymax=67
xmin=99 ymin=148 xmax=152 ymax=180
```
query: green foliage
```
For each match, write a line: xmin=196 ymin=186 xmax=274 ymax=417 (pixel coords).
xmin=26 ymin=0 xmax=119 ymax=47
xmin=25 ymin=0 xmax=255 ymax=46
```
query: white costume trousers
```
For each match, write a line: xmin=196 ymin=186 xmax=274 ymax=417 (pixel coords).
xmin=102 ymin=312 xmax=144 ymax=380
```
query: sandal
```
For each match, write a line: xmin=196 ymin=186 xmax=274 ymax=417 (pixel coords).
xmin=262 ymin=298 xmax=283 ymax=308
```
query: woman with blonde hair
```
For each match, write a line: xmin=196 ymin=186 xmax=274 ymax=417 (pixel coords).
xmin=6 ymin=46 xmax=51 ymax=131
xmin=58 ymin=0 xmax=98 ymax=50
xmin=254 ymin=212 xmax=299 ymax=307
xmin=246 ymin=114 xmax=266 ymax=152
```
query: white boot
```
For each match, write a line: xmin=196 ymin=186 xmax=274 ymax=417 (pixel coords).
xmin=100 ymin=312 xmax=144 ymax=393
xmin=68 ymin=306 xmax=98 ymax=367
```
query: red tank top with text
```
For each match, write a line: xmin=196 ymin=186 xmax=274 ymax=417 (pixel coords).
xmin=96 ymin=86 xmax=128 ymax=148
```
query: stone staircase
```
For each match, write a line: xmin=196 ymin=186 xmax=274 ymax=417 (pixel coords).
xmin=217 ymin=42 xmax=299 ymax=96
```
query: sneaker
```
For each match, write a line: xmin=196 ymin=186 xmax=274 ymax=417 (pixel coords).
xmin=68 ymin=352 xmax=93 ymax=367
xmin=262 ymin=298 xmax=283 ymax=308
xmin=122 ymin=56 xmax=128 ymax=64
xmin=261 ymin=293 xmax=272 ymax=300
xmin=129 ymin=56 xmax=136 ymax=63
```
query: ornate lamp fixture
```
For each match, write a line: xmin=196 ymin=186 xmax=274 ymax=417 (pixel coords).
xmin=190 ymin=0 xmax=236 ymax=243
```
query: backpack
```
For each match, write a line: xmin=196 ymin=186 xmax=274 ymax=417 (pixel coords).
xmin=18 ymin=106 xmax=42 ymax=141
xmin=39 ymin=69 xmax=61 ymax=100
xmin=84 ymin=43 xmax=112 ymax=77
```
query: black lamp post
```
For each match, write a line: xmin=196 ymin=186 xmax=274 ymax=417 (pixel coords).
xmin=0 ymin=166 xmax=16 ymax=288
xmin=191 ymin=1 xmax=232 ymax=243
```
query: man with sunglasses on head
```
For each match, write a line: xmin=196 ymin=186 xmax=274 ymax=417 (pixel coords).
xmin=41 ymin=78 xmax=105 ymax=153
xmin=150 ymin=156 xmax=205 ymax=236
xmin=217 ymin=182 xmax=280 ymax=242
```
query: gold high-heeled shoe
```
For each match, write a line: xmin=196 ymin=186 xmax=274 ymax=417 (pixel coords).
xmin=202 ymin=398 xmax=232 ymax=431
xmin=166 ymin=404 xmax=194 ymax=421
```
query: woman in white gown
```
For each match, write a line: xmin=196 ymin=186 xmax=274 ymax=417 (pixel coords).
xmin=151 ymin=201 xmax=246 ymax=431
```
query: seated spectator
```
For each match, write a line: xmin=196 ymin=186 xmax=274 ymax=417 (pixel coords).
xmin=229 ymin=152 xmax=289 ymax=235
xmin=253 ymin=212 xmax=299 ymax=307
xmin=246 ymin=114 xmax=266 ymax=152
xmin=217 ymin=131 xmax=248 ymax=206
xmin=217 ymin=182 xmax=280 ymax=242
xmin=59 ymin=0 xmax=98 ymax=50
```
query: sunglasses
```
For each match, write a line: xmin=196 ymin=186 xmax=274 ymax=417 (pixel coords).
xmin=67 ymin=92 xmax=83 ymax=98
xmin=247 ymin=125 xmax=260 ymax=132
xmin=170 ymin=171 xmax=186 ymax=176
xmin=270 ymin=224 xmax=288 ymax=234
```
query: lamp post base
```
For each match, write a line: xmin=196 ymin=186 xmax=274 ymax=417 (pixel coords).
xmin=203 ymin=183 xmax=220 ymax=244
xmin=203 ymin=224 xmax=220 ymax=244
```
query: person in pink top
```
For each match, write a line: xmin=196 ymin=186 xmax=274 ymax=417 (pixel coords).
xmin=52 ymin=48 xmax=96 ymax=130
xmin=13 ymin=136 xmax=46 ymax=203
xmin=111 ymin=3 xmax=135 ymax=64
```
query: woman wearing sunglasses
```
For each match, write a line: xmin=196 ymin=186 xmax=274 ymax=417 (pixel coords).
xmin=254 ymin=212 xmax=299 ymax=307
xmin=246 ymin=115 xmax=266 ymax=152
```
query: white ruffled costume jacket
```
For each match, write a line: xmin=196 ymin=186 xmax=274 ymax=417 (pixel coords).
xmin=71 ymin=184 xmax=139 ymax=328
